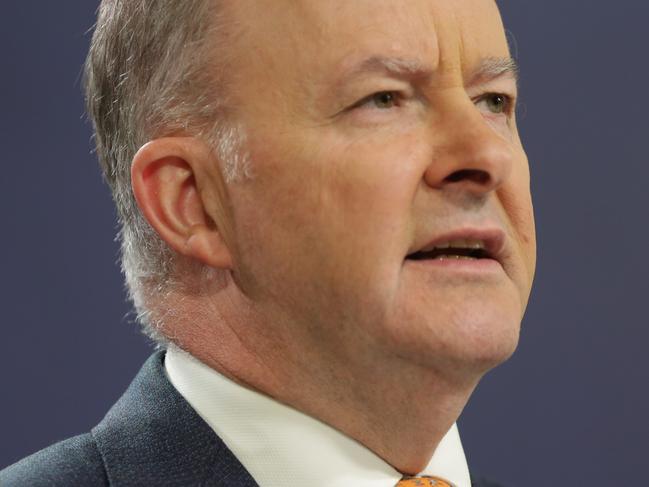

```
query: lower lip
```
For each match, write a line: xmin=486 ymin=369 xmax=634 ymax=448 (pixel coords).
xmin=404 ymin=257 xmax=503 ymax=274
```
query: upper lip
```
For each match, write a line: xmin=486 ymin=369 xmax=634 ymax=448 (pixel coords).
xmin=407 ymin=227 xmax=506 ymax=262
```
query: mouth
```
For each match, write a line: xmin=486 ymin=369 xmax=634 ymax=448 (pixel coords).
xmin=406 ymin=238 xmax=491 ymax=261
xmin=405 ymin=229 xmax=506 ymax=265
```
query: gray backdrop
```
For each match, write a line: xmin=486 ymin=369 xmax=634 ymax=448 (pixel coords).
xmin=1 ymin=2 xmax=647 ymax=485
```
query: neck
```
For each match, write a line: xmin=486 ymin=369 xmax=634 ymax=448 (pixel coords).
xmin=158 ymin=279 xmax=480 ymax=475
xmin=280 ymin=357 xmax=478 ymax=474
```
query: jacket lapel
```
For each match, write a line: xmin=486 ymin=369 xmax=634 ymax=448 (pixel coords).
xmin=92 ymin=351 xmax=259 ymax=486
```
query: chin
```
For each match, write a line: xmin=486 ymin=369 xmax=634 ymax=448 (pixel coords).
xmin=382 ymin=292 xmax=524 ymax=379
xmin=459 ymin=318 xmax=521 ymax=374
xmin=448 ymin=297 xmax=524 ymax=373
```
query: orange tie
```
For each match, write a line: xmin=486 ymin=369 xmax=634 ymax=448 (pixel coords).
xmin=396 ymin=476 xmax=453 ymax=487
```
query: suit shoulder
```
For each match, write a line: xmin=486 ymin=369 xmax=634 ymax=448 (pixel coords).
xmin=0 ymin=432 xmax=108 ymax=487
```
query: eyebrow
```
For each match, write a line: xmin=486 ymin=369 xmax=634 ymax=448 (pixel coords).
xmin=467 ymin=57 xmax=519 ymax=86
xmin=336 ymin=56 xmax=434 ymax=86
xmin=336 ymin=55 xmax=518 ymax=86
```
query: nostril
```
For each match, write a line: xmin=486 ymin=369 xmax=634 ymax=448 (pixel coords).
xmin=444 ymin=169 xmax=491 ymax=185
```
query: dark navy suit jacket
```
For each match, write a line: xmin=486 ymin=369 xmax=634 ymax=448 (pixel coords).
xmin=0 ymin=351 xmax=504 ymax=486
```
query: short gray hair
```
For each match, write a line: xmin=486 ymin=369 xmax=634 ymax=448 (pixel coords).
xmin=84 ymin=0 xmax=247 ymax=345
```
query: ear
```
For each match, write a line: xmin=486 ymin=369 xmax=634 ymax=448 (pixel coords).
xmin=131 ymin=137 xmax=233 ymax=270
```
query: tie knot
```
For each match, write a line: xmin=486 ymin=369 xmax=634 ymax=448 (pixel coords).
xmin=396 ymin=476 xmax=453 ymax=487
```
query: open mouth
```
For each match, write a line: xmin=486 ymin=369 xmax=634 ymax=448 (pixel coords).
xmin=406 ymin=239 xmax=493 ymax=261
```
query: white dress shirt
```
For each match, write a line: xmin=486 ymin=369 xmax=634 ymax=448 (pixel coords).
xmin=165 ymin=344 xmax=472 ymax=487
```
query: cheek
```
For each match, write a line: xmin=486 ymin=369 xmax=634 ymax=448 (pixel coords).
xmin=499 ymin=154 xmax=537 ymax=290
xmin=319 ymin=134 xmax=426 ymax=256
xmin=233 ymin=129 xmax=427 ymax=311
xmin=514 ymin=156 xmax=536 ymax=275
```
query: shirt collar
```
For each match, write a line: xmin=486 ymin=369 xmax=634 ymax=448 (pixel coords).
xmin=165 ymin=345 xmax=472 ymax=487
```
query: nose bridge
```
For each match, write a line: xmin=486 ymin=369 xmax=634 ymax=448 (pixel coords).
xmin=423 ymin=94 xmax=513 ymax=194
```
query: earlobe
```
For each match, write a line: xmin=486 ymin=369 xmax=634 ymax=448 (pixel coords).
xmin=131 ymin=138 xmax=234 ymax=270
xmin=186 ymin=225 xmax=233 ymax=269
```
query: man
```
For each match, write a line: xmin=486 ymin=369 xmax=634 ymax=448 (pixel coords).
xmin=1 ymin=0 xmax=535 ymax=485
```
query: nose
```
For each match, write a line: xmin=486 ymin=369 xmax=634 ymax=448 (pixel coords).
xmin=423 ymin=99 xmax=514 ymax=196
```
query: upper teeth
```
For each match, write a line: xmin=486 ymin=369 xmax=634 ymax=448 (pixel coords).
xmin=422 ymin=239 xmax=485 ymax=252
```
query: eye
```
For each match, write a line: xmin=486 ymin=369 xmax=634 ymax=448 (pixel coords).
xmin=371 ymin=91 xmax=398 ymax=109
xmin=354 ymin=91 xmax=401 ymax=110
xmin=476 ymin=93 xmax=513 ymax=115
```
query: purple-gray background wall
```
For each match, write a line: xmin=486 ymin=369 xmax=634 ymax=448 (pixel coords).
xmin=1 ymin=2 xmax=647 ymax=485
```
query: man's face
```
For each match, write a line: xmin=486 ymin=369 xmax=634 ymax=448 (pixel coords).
xmin=221 ymin=0 xmax=536 ymax=376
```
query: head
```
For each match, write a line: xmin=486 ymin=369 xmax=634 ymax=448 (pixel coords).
xmin=222 ymin=0 xmax=536 ymax=380
xmin=87 ymin=0 xmax=535 ymax=382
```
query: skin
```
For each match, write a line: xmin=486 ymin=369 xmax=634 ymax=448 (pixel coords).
xmin=132 ymin=0 xmax=536 ymax=474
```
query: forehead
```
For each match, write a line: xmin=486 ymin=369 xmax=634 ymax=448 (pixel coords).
xmin=225 ymin=0 xmax=510 ymax=83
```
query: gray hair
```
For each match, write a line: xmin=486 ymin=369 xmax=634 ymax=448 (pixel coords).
xmin=84 ymin=0 xmax=248 ymax=345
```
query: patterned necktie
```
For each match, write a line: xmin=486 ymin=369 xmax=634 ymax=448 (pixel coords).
xmin=396 ymin=476 xmax=453 ymax=487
